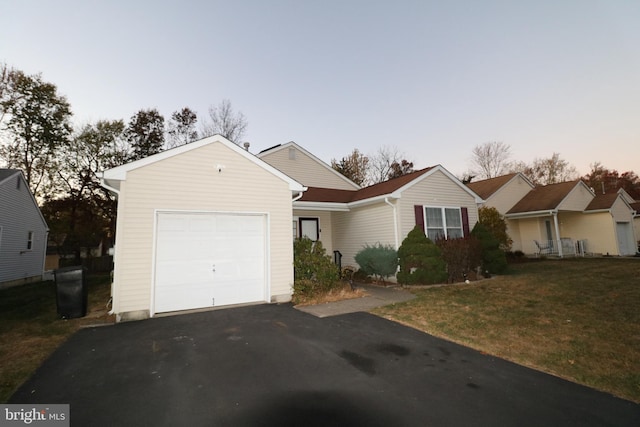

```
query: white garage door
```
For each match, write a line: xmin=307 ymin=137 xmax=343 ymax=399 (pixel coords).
xmin=154 ymin=212 xmax=266 ymax=314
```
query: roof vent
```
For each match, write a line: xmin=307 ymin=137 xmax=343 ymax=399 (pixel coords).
xmin=243 ymin=142 xmax=250 ymax=151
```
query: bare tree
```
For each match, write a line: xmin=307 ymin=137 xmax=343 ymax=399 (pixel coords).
xmin=368 ymin=145 xmax=404 ymax=184
xmin=200 ymin=99 xmax=247 ymax=144
xmin=470 ymin=141 xmax=512 ymax=179
xmin=511 ymin=153 xmax=579 ymax=186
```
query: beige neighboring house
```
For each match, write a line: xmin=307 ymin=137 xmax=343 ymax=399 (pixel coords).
xmin=259 ymin=142 xmax=483 ymax=269
xmin=632 ymin=202 xmax=640 ymax=249
xmin=101 ymin=135 xmax=305 ymax=322
xmin=468 ymin=175 xmax=638 ymax=257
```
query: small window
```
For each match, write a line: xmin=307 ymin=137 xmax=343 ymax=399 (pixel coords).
xmin=299 ymin=218 xmax=319 ymax=241
xmin=27 ymin=231 xmax=34 ymax=250
xmin=292 ymin=220 xmax=298 ymax=240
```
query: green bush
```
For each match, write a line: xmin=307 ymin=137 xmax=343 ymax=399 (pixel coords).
xmin=293 ymin=237 xmax=340 ymax=300
xmin=471 ymin=222 xmax=508 ymax=274
xmin=354 ymin=243 xmax=398 ymax=282
xmin=478 ymin=206 xmax=512 ymax=251
xmin=397 ymin=226 xmax=447 ymax=285
xmin=436 ymin=237 xmax=482 ymax=283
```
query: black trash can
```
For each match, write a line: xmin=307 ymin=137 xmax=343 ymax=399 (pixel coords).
xmin=54 ymin=266 xmax=88 ymax=319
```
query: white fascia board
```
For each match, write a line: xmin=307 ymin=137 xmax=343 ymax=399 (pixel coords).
xmin=258 ymin=141 xmax=361 ymax=190
xmin=348 ymin=194 xmax=399 ymax=208
xmin=394 ymin=165 xmax=485 ymax=204
xmin=101 ymin=135 xmax=305 ymax=193
xmin=293 ymin=201 xmax=350 ymax=212
xmin=505 ymin=210 xmax=556 ymax=219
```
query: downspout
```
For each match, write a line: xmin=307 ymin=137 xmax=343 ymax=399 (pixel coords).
xmin=100 ymin=177 xmax=119 ymax=315
xmin=384 ymin=197 xmax=399 ymax=250
xmin=292 ymin=191 xmax=304 ymax=202
xmin=552 ymin=211 xmax=563 ymax=258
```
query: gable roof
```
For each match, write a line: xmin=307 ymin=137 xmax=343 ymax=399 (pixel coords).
xmin=101 ymin=135 xmax=306 ymax=193
xmin=631 ymin=202 xmax=640 ymax=216
xmin=466 ymin=173 xmax=526 ymax=200
xmin=585 ymin=189 xmax=635 ymax=213
xmin=0 ymin=169 xmax=48 ymax=229
xmin=298 ymin=165 xmax=483 ymax=206
xmin=257 ymin=141 xmax=361 ymax=190
xmin=507 ymin=180 xmax=585 ymax=214
xmin=0 ymin=169 xmax=20 ymax=185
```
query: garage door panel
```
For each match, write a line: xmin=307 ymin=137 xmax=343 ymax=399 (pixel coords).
xmin=154 ymin=212 xmax=266 ymax=314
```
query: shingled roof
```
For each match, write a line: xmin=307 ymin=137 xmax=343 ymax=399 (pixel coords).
xmin=466 ymin=173 xmax=518 ymax=200
xmin=507 ymin=180 xmax=582 ymax=214
xmin=585 ymin=192 xmax=621 ymax=211
xmin=298 ymin=167 xmax=435 ymax=203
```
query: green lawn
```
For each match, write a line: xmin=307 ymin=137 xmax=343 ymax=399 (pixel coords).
xmin=373 ymin=258 xmax=640 ymax=403
xmin=0 ymin=274 xmax=113 ymax=402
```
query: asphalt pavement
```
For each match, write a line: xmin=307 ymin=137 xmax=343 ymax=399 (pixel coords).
xmin=10 ymin=304 xmax=640 ymax=426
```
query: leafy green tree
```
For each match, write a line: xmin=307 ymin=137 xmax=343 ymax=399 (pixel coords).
xmin=0 ymin=68 xmax=72 ymax=199
xmin=167 ymin=107 xmax=198 ymax=148
xmin=126 ymin=108 xmax=165 ymax=160
xmin=397 ymin=226 xmax=447 ymax=285
xmin=471 ymin=222 xmax=507 ymax=275
xmin=478 ymin=206 xmax=512 ymax=250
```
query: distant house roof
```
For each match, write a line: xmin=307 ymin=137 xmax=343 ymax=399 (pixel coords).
xmin=0 ymin=169 xmax=20 ymax=184
xmin=466 ymin=173 xmax=519 ymax=200
xmin=631 ymin=202 xmax=640 ymax=215
xmin=585 ymin=192 xmax=620 ymax=211
xmin=507 ymin=180 xmax=582 ymax=214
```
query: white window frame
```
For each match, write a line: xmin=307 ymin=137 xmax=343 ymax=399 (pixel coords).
xmin=27 ymin=231 xmax=34 ymax=250
xmin=424 ymin=206 xmax=463 ymax=241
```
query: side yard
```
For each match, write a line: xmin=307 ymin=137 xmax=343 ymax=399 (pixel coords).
xmin=0 ymin=274 xmax=113 ymax=402
xmin=374 ymin=258 xmax=640 ymax=403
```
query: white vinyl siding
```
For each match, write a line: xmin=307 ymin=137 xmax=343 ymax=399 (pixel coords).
xmin=110 ymin=141 xmax=295 ymax=316
xmin=0 ymin=172 xmax=48 ymax=285
xmin=398 ymin=170 xmax=478 ymax=240
xmin=558 ymin=183 xmax=593 ymax=211
xmin=259 ymin=144 xmax=359 ymax=190
xmin=485 ymin=175 xmax=534 ymax=214
xmin=332 ymin=204 xmax=395 ymax=268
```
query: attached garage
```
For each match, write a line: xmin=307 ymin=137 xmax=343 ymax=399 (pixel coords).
xmin=101 ymin=135 xmax=305 ymax=322
xmin=154 ymin=211 xmax=267 ymax=313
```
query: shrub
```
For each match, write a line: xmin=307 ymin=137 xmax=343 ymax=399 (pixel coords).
xmin=436 ymin=237 xmax=482 ymax=283
xmin=293 ymin=237 xmax=340 ymax=300
xmin=471 ymin=222 xmax=508 ymax=274
xmin=397 ymin=226 xmax=447 ymax=285
xmin=354 ymin=243 xmax=398 ymax=282
xmin=478 ymin=206 xmax=513 ymax=251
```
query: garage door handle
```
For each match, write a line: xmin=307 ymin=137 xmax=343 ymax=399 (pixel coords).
xmin=212 ymin=265 xmax=216 ymax=272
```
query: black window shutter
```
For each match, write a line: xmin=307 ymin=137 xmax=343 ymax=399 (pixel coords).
xmin=461 ymin=207 xmax=470 ymax=237
xmin=414 ymin=205 xmax=425 ymax=233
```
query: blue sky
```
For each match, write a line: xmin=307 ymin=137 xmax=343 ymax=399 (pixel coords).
xmin=2 ymin=0 xmax=639 ymax=177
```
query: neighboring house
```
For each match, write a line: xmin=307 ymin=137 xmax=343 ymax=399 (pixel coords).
xmin=101 ymin=135 xmax=305 ymax=322
xmin=259 ymin=142 xmax=483 ymax=270
xmin=632 ymin=202 xmax=640 ymax=250
xmin=468 ymin=174 xmax=638 ymax=257
xmin=0 ymin=169 xmax=49 ymax=288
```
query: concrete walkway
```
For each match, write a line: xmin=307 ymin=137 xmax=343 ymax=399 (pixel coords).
xmin=295 ymin=283 xmax=415 ymax=317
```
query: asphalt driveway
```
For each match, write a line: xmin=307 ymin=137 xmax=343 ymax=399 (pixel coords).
xmin=10 ymin=304 xmax=640 ymax=426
